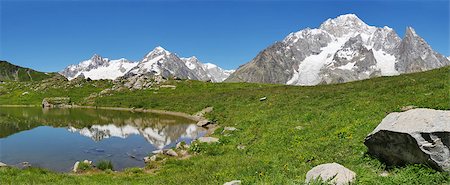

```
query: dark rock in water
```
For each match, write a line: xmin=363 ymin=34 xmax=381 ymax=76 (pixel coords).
xmin=364 ymin=108 xmax=450 ymax=172
xmin=196 ymin=119 xmax=211 ymax=127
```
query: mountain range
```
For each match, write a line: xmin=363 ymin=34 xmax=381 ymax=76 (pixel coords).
xmin=226 ymin=14 xmax=450 ymax=85
xmin=4 ymin=14 xmax=450 ymax=85
xmin=60 ymin=46 xmax=234 ymax=82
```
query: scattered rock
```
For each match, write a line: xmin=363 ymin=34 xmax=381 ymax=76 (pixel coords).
xmin=21 ymin=161 xmax=31 ymax=168
xmin=259 ymin=97 xmax=267 ymax=101
xmin=380 ymin=171 xmax=389 ymax=177
xmin=223 ymin=180 xmax=241 ymax=185
xmin=179 ymin=150 xmax=189 ymax=157
xmin=295 ymin=126 xmax=304 ymax=130
xmin=237 ymin=145 xmax=246 ymax=150
xmin=224 ymin=127 xmax=237 ymax=131
xmin=152 ymin=150 xmax=163 ymax=154
xmin=197 ymin=119 xmax=212 ymax=127
xmin=305 ymin=163 xmax=356 ymax=185
xmin=83 ymin=160 xmax=92 ymax=165
xmin=143 ymin=157 xmax=150 ymax=163
xmin=198 ymin=137 xmax=219 ymax=143
xmin=400 ymin=105 xmax=417 ymax=111
xmin=0 ymin=162 xmax=7 ymax=167
xmin=150 ymin=155 xmax=158 ymax=161
xmin=165 ymin=149 xmax=178 ymax=157
xmin=144 ymin=155 xmax=159 ymax=163
xmin=364 ymin=108 xmax=450 ymax=172
xmin=73 ymin=161 xmax=80 ymax=172
xmin=194 ymin=107 xmax=214 ymax=117
xmin=176 ymin=142 xmax=189 ymax=150
xmin=160 ymin=85 xmax=176 ymax=89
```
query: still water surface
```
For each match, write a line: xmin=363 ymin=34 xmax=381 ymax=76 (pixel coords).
xmin=0 ymin=107 xmax=206 ymax=172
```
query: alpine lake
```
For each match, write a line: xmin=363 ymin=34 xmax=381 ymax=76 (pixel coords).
xmin=0 ymin=107 xmax=206 ymax=172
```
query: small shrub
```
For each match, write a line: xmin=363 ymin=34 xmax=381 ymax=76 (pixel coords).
xmin=96 ymin=160 xmax=114 ymax=171
xmin=77 ymin=162 xmax=91 ymax=171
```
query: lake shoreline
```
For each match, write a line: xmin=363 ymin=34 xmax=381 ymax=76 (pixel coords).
xmin=0 ymin=104 xmax=204 ymax=122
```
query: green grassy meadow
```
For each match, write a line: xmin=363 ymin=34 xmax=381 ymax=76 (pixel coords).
xmin=0 ymin=67 xmax=449 ymax=184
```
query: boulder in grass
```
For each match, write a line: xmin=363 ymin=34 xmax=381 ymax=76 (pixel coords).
xmin=364 ymin=108 xmax=450 ymax=172
xmin=223 ymin=180 xmax=241 ymax=185
xmin=305 ymin=163 xmax=356 ymax=185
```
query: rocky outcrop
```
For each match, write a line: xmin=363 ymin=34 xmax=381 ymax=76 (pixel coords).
xmin=364 ymin=109 xmax=450 ymax=172
xmin=42 ymin=97 xmax=71 ymax=108
xmin=305 ymin=163 xmax=356 ymax=185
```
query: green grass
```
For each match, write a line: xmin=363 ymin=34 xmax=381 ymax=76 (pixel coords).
xmin=96 ymin=160 xmax=114 ymax=171
xmin=0 ymin=67 xmax=449 ymax=184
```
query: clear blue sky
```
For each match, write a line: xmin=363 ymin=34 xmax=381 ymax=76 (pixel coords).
xmin=1 ymin=0 xmax=448 ymax=72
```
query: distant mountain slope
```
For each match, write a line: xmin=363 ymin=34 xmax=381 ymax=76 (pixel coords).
xmin=226 ymin=14 xmax=450 ymax=85
xmin=0 ymin=61 xmax=54 ymax=82
xmin=60 ymin=46 xmax=234 ymax=82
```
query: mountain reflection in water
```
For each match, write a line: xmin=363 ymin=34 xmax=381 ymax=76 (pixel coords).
xmin=0 ymin=107 xmax=206 ymax=172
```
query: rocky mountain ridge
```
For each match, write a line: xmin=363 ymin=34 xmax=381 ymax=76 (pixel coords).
xmin=61 ymin=46 xmax=233 ymax=82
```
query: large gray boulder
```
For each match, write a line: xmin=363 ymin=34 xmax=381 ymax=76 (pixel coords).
xmin=42 ymin=97 xmax=71 ymax=108
xmin=305 ymin=163 xmax=356 ymax=185
xmin=364 ymin=108 xmax=450 ymax=172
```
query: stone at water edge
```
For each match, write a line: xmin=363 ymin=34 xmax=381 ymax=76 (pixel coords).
xmin=223 ymin=180 xmax=241 ymax=185
xmin=144 ymin=155 xmax=159 ymax=163
xmin=176 ymin=142 xmax=189 ymax=150
xmin=305 ymin=163 xmax=356 ymax=185
xmin=364 ymin=108 xmax=450 ymax=172
xmin=197 ymin=119 xmax=211 ymax=127
xmin=83 ymin=160 xmax=92 ymax=165
xmin=165 ymin=149 xmax=178 ymax=157
xmin=193 ymin=107 xmax=214 ymax=118
xmin=0 ymin=162 xmax=8 ymax=167
xmin=73 ymin=161 xmax=80 ymax=172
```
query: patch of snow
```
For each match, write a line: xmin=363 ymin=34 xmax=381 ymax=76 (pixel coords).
xmin=372 ymin=49 xmax=399 ymax=76
xmin=287 ymin=36 xmax=349 ymax=85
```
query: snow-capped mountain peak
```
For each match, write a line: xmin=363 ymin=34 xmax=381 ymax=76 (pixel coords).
xmin=145 ymin=46 xmax=171 ymax=59
xmin=226 ymin=13 xmax=450 ymax=85
xmin=320 ymin=14 xmax=376 ymax=38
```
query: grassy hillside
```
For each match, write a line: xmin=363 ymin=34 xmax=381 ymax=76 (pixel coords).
xmin=0 ymin=67 xmax=449 ymax=184
xmin=0 ymin=61 xmax=55 ymax=82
